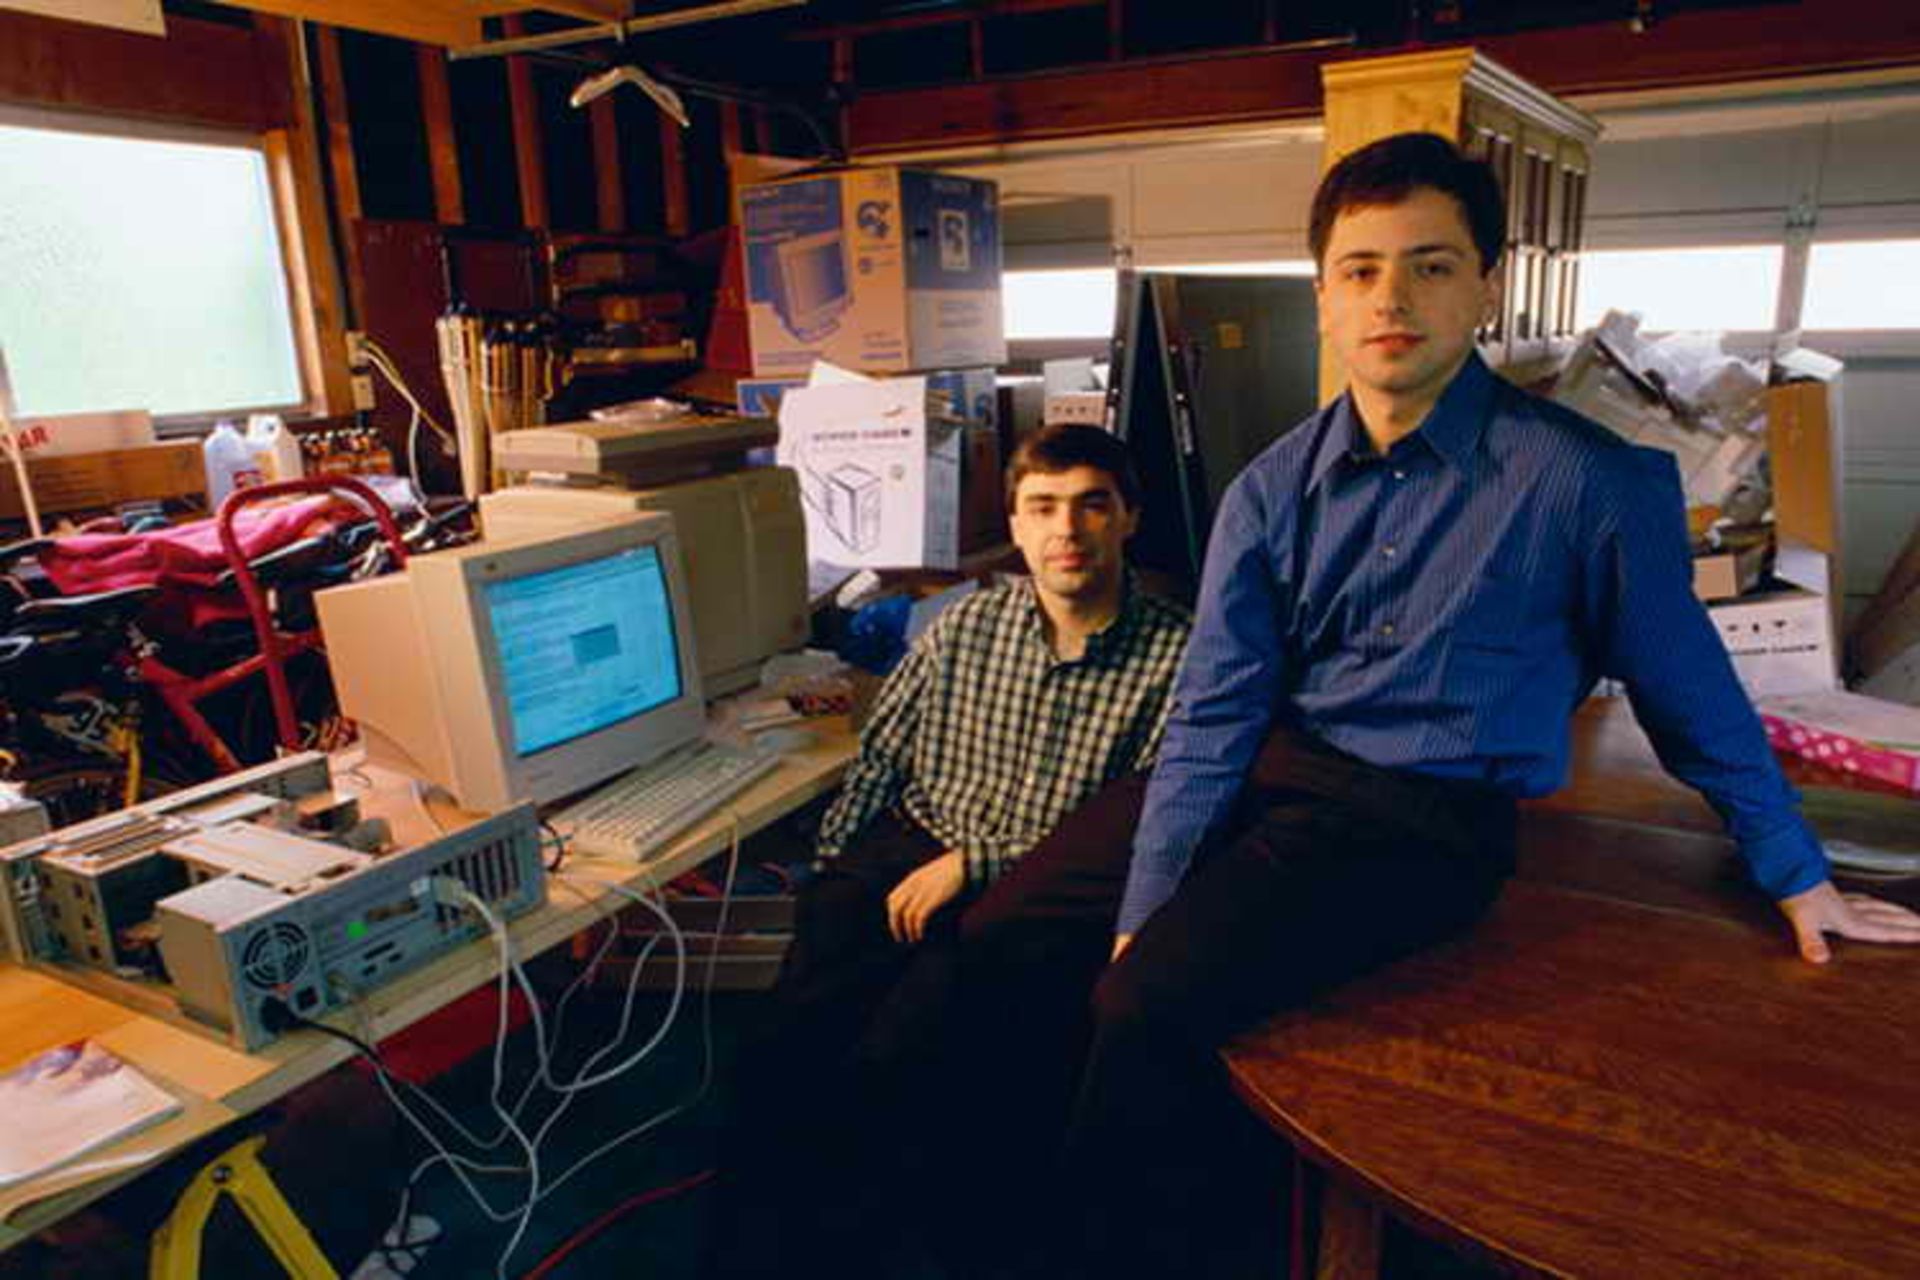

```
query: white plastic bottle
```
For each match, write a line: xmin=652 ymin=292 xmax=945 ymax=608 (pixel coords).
xmin=245 ymin=413 xmax=303 ymax=483
xmin=203 ymin=421 xmax=264 ymax=510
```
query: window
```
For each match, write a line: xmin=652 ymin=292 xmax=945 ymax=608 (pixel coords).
xmin=1801 ymin=240 xmax=1920 ymax=330
xmin=0 ymin=110 xmax=305 ymax=422
xmin=1004 ymin=268 xmax=1118 ymax=340
xmin=1573 ymin=246 xmax=1783 ymax=333
xmin=1005 ymin=261 xmax=1316 ymax=341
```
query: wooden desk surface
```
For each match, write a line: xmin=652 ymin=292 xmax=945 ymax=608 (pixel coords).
xmin=1224 ymin=697 xmax=1920 ymax=1279
xmin=0 ymin=716 xmax=855 ymax=1246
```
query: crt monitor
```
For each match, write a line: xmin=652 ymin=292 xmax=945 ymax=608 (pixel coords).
xmin=315 ymin=513 xmax=706 ymax=813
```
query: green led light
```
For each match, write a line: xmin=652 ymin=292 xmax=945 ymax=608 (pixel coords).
xmin=347 ymin=920 xmax=368 ymax=940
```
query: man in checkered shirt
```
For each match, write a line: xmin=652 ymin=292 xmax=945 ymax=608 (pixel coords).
xmin=708 ymin=424 xmax=1189 ymax=1279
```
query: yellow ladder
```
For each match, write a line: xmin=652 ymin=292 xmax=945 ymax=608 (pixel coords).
xmin=149 ymin=1135 xmax=337 ymax=1280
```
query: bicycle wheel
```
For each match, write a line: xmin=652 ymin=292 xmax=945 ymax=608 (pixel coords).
xmin=12 ymin=760 xmax=184 ymax=829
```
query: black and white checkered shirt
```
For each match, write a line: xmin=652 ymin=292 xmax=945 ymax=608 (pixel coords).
xmin=817 ymin=578 xmax=1190 ymax=885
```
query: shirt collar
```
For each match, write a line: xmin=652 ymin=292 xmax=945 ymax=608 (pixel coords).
xmin=1307 ymin=353 xmax=1497 ymax=494
xmin=1016 ymin=571 xmax=1142 ymax=665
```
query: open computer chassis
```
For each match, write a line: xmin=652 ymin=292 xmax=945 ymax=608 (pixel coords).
xmin=0 ymin=755 xmax=547 ymax=1051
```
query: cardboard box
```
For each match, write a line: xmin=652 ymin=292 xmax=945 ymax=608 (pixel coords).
xmin=1692 ymin=540 xmax=1768 ymax=603
xmin=9 ymin=410 xmax=155 ymax=459
xmin=1756 ymin=690 xmax=1920 ymax=794
xmin=741 ymin=167 xmax=1005 ymax=377
xmin=1708 ymin=587 xmax=1837 ymax=698
xmin=1765 ymin=375 xmax=1841 ymax=559
xmin=777 ymin=375 xmax=962 ymax=569
xmin=1044 ymin=392 xmax=1107 ymax=426
xmin=0 ymin=441 xmax=203 ymax=521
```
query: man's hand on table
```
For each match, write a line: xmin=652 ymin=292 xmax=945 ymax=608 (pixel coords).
xmin=1779 ymin=880 xmax=1920 ymax=964
xmin=887 ymin=851 xmax=966 ymax=944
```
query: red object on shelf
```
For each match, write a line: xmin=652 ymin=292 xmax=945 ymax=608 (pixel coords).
xmin=703 ymin=228 xmax=752 ymax=376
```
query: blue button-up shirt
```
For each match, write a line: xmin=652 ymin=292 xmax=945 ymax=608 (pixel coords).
xmin=1118 ymin=354 xmax=1827 ymax=935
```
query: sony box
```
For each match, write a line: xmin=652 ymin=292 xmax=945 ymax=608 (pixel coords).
xmin=741 ymin=167 xmax=1005 ymax=377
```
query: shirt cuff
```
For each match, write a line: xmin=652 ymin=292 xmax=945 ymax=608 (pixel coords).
xmin=1742 ymin=818 xmax=1830 ymax=900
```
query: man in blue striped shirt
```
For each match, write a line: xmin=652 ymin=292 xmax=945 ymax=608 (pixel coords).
xmin=954 ymin=132 xmax=1920 ymax=1278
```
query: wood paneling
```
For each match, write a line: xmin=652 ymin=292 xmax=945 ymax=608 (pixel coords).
xmin=0 ymin=10 xmax=286 ymax=130
xmin=845 ymin=0 xmax=1920 ymax=155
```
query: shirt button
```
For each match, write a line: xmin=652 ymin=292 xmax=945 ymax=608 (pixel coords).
xmin=1382 ymin=544 xmax=1397 ymax=558
xmin=1392 ymin=469 xmax=1407 ymax=480
xmin=1380 ymin=623 xmax=1396 ymax=637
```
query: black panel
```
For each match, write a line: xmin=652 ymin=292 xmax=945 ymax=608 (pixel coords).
xmin=1114 ymin=273 xmax=1321 ymax=589
xmin=982 ymin=7 xmax=1109 ymax=75
xmin=854 ymin=24 xmax=973 ymax=90
xmin=534 ymin=63 xmax=598 ymax=233
xmin=449 ymin=57 xmax=521 ymax=231
xmin=1121 ymin=0 xmax=1265 ymax=59
xmin=338 ymin=29 xmax=434 ymax=222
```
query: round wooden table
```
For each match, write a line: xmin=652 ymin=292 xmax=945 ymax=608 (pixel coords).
xmin=1224 ymin=700 xmax=1920 ymax=1279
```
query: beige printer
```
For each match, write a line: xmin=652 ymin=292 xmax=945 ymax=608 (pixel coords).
xmin=480 ymin=470 xmax=809 ymax=697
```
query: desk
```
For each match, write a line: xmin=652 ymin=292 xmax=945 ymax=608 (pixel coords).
xmin=1223 ymin=699 xmax=1920 ymax=1279
xmin=0 ymin=717 xmax=855 ymax=1250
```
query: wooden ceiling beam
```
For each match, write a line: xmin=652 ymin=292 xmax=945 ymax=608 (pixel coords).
xmin=236 ymin=1 xmax=479 ymax=46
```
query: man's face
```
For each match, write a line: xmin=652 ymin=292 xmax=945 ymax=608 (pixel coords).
xmin=1316 ymin=186 xmax=1499 ymax=411
xmin=1008 ymin=465 xmax=1138 ymax=605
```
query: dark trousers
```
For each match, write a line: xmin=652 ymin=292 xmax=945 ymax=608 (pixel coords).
xmin=707 ymin=811 xmax=964 ymax=1279
xmin=957 ymin=724 xmax=1517 ymax=1279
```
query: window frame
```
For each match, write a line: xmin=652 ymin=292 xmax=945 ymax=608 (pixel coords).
xmin=0 ymin=101 xmax=337 ymax=431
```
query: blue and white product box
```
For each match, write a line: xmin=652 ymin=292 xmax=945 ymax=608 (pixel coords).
xmin=776 ymin=375 xmax=963 ymax=571
xmin=741 ymin=167 xmax=1005 ymax=378
xmin=737 ymin=377 xmax=806 ymax=418
xmin=923 ymin=368 xmax=998 ymax=434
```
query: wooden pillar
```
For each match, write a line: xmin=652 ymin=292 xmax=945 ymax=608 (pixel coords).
xmin=660 ymin=112 xmax=690 ymax=238
xmin=502 ymin=16 xmax=548 ymax=229
xmin=591 ymin=97 xmax=626 ymax=233
xmin=309 ymin=25 xmax=366 ymax=318
xmin=416 ymin=43 xmax=464 ymax=226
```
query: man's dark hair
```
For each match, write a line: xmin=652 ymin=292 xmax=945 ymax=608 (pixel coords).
xmin=1308 ymin=132 xmax=1506 ymax=277
xmin=1004 ymin=423 xmax=1140 ymax=513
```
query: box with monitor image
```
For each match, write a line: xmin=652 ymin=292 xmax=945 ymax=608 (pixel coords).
xmin=740 ymin=166 xmax=1005 ymax=378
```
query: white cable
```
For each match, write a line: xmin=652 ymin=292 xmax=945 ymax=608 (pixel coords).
xmin=361 ymin=339 xmax=456 ymax=448
xmin=355 ymin=820 xmax=746 ymax=1266
xmin=534 ymin=811 xmax=742 ymax=1202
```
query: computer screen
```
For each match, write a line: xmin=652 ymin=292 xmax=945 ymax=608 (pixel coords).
xmin=316 ymin=514 xmax=708 ymax=813
xmin=486 ymin=544 xmax=682 ymax=757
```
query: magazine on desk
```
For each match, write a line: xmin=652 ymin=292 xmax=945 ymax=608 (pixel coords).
xmin=0 ymin=1040 xmax=181 ymax=1187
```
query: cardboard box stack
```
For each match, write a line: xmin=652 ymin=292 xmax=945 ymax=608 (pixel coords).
xmin=744 ymin=165 xmax=1006 ymax=571
xmin=1552 ymin=313 xmax=1843 ymax=700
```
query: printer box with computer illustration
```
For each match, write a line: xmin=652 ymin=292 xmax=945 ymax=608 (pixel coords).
xmin=740 ymin=166 xmax=1005 ymax=378
xmin=777 ymin=374 xmax=962 ymax=570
